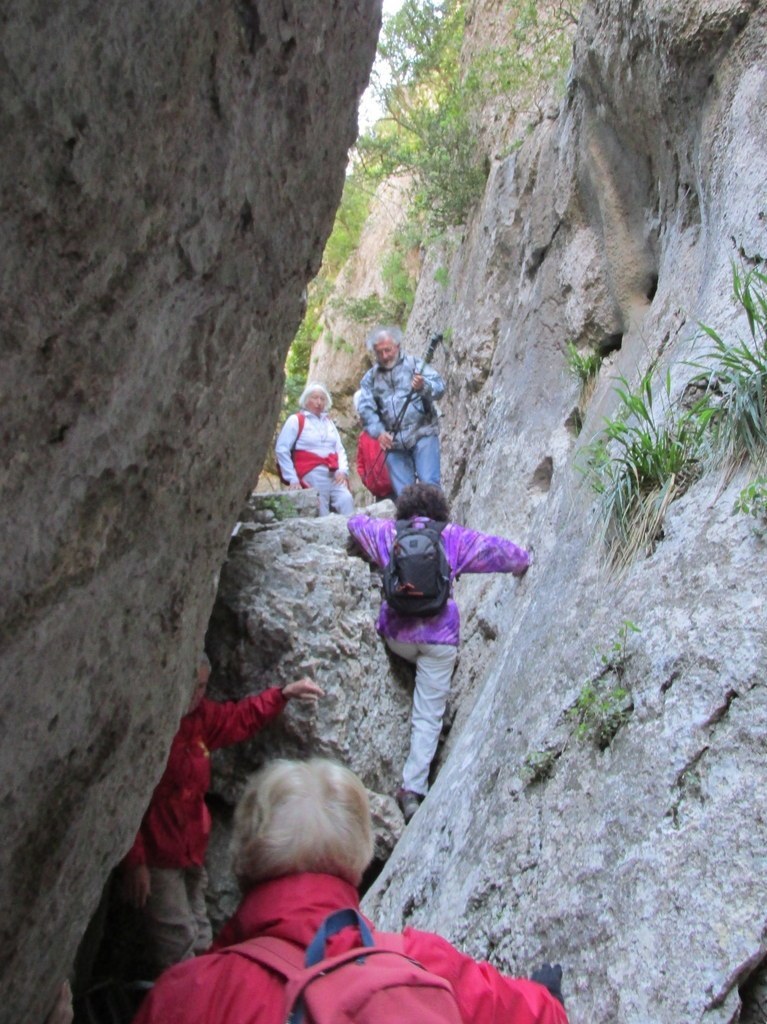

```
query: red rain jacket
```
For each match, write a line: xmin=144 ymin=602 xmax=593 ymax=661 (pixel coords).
xmin=123 ymin=689 xmax=286 ymax=870
xmin=132 ymin=872 xmax=568 ymax=1024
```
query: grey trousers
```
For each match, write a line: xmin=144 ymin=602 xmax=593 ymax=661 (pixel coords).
xmin=145 ymin=865 xmax=212 ymax=970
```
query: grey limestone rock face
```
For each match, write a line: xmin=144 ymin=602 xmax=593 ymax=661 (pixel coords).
xmin=2 ymin=0 xmax=766 ymax=1020
xmin=0 ymin=2 xmax=381 ymax=1021
xmin=361 ymin=2 xmax=767 ymax=1023
xmin=204 ymin=499 xmax=407 ymax=926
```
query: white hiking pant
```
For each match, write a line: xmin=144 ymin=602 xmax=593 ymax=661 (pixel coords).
xmin=301 ymin=465 xmax=354 ymax=517
xmin=385 ymin=637 xmax=458 ymax=796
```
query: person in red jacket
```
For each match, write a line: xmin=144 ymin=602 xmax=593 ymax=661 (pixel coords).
xmin=120 ymin=655 xmax=323 ymax=973
xmin=132 ymin=758 xmax=569 ymax=1024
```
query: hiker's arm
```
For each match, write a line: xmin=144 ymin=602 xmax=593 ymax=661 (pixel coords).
xmin=201 ymin=688 xmax=288 ymax=750
xmin=447 ymin=525 xmax=531 ymax=577
xmin=348 ymin=514 xmax=391 ymax=568
xmin=404 ymin=929 xmax=568 ymax=1024
xmin=274 ymin=415 xmax=301 ymax=486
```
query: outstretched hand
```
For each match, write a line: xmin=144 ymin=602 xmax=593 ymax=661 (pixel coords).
xmin=282 ymin=677 xmax=324 ymax=701
xmin=530 ymin=962 xmax=564 ymax=1005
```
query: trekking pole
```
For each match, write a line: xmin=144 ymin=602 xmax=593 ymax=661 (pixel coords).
xmin=370 ymin=331 xmax=444 ymax=478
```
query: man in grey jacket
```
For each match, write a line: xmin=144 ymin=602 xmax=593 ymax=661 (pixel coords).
xmin=356 ymin=325 xmax=445 ymax=496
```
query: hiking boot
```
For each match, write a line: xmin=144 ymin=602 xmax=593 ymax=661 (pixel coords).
xmin=396 ymin=788 xmax=423 ymax=823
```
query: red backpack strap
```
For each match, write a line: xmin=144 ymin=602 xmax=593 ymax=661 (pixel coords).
xmin=288 ymin=411 xmax=307 ymax=487
xmin=221 ymin=935 xmax=305 ymax=982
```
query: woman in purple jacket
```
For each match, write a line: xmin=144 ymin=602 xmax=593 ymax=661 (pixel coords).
xmin=347 ymin=483 xmax=530 ymax=821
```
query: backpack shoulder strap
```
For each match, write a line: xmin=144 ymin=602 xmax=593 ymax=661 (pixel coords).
xmin=221 ymin=935 xmax=306 ymax=982
xmin=288 ymin=412 xmax=306 ymax=457
xmin=368 ymin=930 xmax=407 ymax=955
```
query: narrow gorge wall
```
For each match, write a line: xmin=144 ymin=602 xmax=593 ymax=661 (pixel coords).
xmin=0 ymin=3 xmax=381 ymax=1021
xmin=2 ymin=0 xmax=766 ymax=1022
xmin=361 ymin=2 xmax=767 ymax=1022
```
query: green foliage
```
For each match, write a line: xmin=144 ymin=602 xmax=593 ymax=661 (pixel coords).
xmin=521 ymin=748 xmax=559 ymax=785
xmin=329 ymin=335 xmax=355 ymax=355
xmin=321 ymin=174 xmax=374 ymax=278
xmin=340 ymin=294 xmax=391 ymax=325
xmin=281 ymin=0 xmax=582 ymax=417
xmin=579 ymin=264 xmax=767 ymax=567
xmin=566 ymin=341 xmax=602 ymax=386
xmin=381 ymin=244 xmax=416 ymax=321
xmin=283 ymin=309 xmax=320 ymax=416
xmin=254 ymin=495 xmax=299 ymax=521
xmin=433 ymin=266 xmax=449 ymax=287
xmin=570 ymin=683 xmax=632 ymax=750
xmin=465 ymin=2 xmax=577 ymax=105
xmin=568 ymin=620 xmax=638 ymax=750
xmin=332 ymin=218 xmax=420 ymax=327
xmin=733 ymin=477 xmax=767 ymax=518
xmin=580 ymin=371 xmax=704 ymax=568
xmin=598 ymin=619 xmax=640 ymax=675
xmin=356 ymin=0 xmax=578 ymax=232
xmin=688 ymin=265 xmax=767 ymax=478
xmin=281 ymin=173 xmax=372 ymax=416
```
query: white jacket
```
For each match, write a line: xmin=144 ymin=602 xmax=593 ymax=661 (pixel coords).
xmin=275 ymin=411 xmax=350 ymax=484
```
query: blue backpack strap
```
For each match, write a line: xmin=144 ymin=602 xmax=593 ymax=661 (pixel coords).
xmin=304 ymin=908 xmax=375 ymax=967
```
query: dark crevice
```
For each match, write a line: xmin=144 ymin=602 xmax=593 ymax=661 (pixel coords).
xmin=48 ymin=423 xmax=70 ymax=444
xmin=701 ymin=687 xmax=739 ymax=728
xmin=235 ymin=0 xmax=266 ymax=55
xmin=565 ymin=406 xmax=583 ymax=436
xmin=739 ymin=956 xmax=767 ymax=1024
xmin=525 ymin=222 xmax=562 ymax=278
xmin=531 ymin=455 xmax=553 ymax=492
xmin=238 ymin=199 xmax=253 ymax=233
xmin=360 ymin=857 xmax=387 ymax=894
xmin=208 ymin=51 xmax=222 ymax=119
xmin=708 ymin=948 xmax=767 ymax=1011
xmin=598 ymin=332 xmax=623 ymax=356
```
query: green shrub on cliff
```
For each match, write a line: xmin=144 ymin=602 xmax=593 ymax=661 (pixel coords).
xmin=357 ymin=0 xmax=578 ymax=232
xmin=688 ymin=265 xmax=767 ymax=478
xmin=580 ymin=263 xmax=767 ymax=567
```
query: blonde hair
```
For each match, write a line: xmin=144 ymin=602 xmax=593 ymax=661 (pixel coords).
xmin=299 ymin=381 xmax=332 ymax=411
xmin=231 ymin=759 xmax=373 ymax=890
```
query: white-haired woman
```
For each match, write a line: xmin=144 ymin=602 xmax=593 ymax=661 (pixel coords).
xmin=275 ymin=382 xmax=354 ymax=516
xmin=132 ymin=759 xmax=569 ymax=1024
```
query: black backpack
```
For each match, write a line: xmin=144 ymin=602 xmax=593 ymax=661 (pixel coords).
xmin=382 ymin=520 xmax=451 ymax=617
